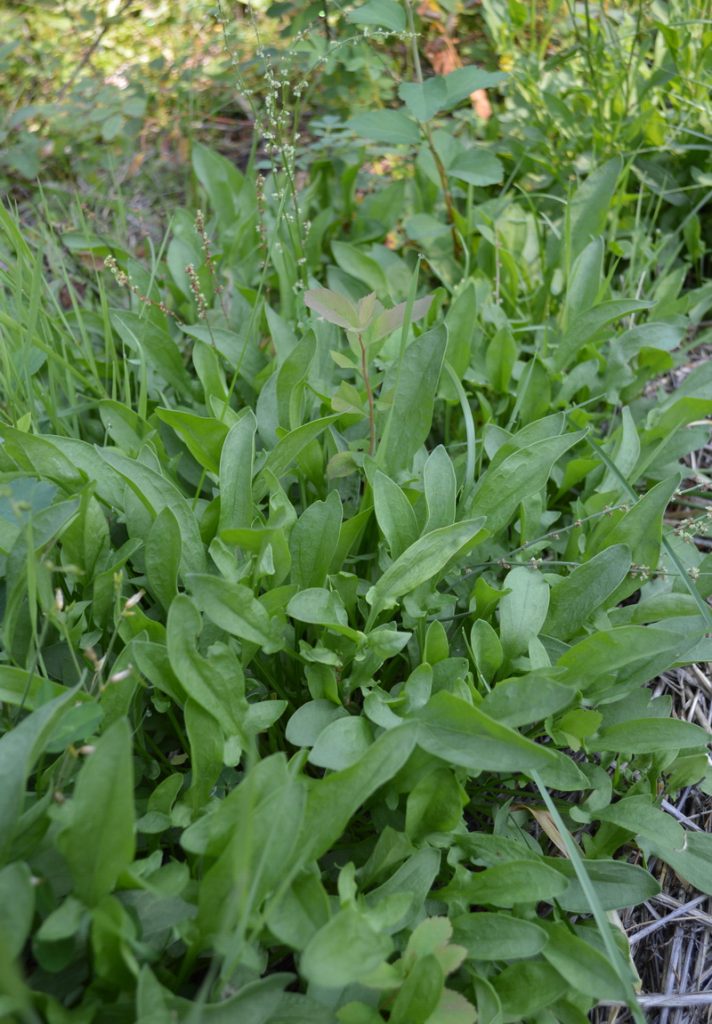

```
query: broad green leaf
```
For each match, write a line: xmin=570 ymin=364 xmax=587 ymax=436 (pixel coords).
xmin=470 ymin=619 xmax=503 ymax=684
xmin=379 ymin=324 xmax=448 ymax=475
xmin=595 ymin=796 xmax=685 ymax=847
xmin=185 ymin=698 xmax=224 ymax=808
xmin=399 ymin=78 xmax=449 ymax=122
xmin=0 ymin=687 xmax=78 ymax=859
xmin=405 ymin=766 xmax=464 ymax=841
xmin=539 ymin=921 xmax=628 ymax=1000
xmin=0 ymin=862 xmax=35 ymax=958
xmin=498 ymin=566 xmax=550 ymax=659
xmin=287 ymin=587 xmax=353 ymax=631
xmin=166 ymin=596 xmax=246 ymax=730
xmin=480 ymin=673 xmax=575 ymax=727
xmin=265 ymin=866 xmax=331 ymax=951
xmin=423 ymin=446 xmax=456 ymax=533
xmin=111 ymin=311 xmax=193 ymax=398
xmin=373 ymin=470 xmax=419 ymax=558
xmin=545 ymin=857 xmax=659 ymax=912
xmin=567 ymin=156 xmax=622 ymax=263
xmin=492 ymin=961 xmax=567 ymax=1019
xmin=453 ymin=913 xmax=547 ymax=961
xmin=155 ymin=408 xmax=228 ymax=474
xmin=285 ymin=700 xmax=348 ymax=748
xmin=415 ymin=691 xmax=558 ymax=773
xmin=553 ymin=299 xmax=652 ymax=370
xmin=101 ymin=449 xmax=206 ymax=575
xmin=448 ymin=149 xmax=504 ymax=187
xmin=588 ymin=717 xmax=709 ymax=753
xmin=450 ymin=860 xmax=568 ymax=907
xmin=304 ymin=287 xmax=360 ymax=329
xmin=254 ymin=414 xmax=341 ymax=500
xmin=187 ymin=573 xmax=283 ymax=653
xmin=640 ymin=832 xmax=712 ymax=895
xmin=442 ymin=67 xmax=506 ymax=108
xmin=468 ymin=432 xmax=585 ymax=534
xmin=348 ymin=110 xmax=421 ymax=146
xmin=347 ymin=0 xmax=406 ymax=31
xmin=290 ymin=491 xmax=343 ymax=589
xmin=390 ymin=954 xmax=444 ymax=1023
xmin=0 ymin=666 xmax=72 ymax=710
xmin=196 ymin=756 xmax=306 ymax=939
xmin=332 ymin=242 xmax=388 ymax=294
xmin=558 ymin=625 xmax=692 ymax=691
xmin=145 ymin=507 xmax=181 ymax=611
xmin=543 ymin=545 xmax=631 ymax=640
xmin=57 ymin=719 xmax=135 ymax=905
xmin=367 ymin=518 xmax=487 ymax=622
xmin=219 ymin=410 xmax=257 ymax=532
xmin=301 ymin=907 xmax=393 ymax=987
xmin=308 ymin=716 xmax=374 ymax=770
xmin=299 ymin=725 xmax=417 ymax=862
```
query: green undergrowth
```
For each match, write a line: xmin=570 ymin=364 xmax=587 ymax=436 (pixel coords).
xmin=1 ymin=1 xmax=712 ymax=1022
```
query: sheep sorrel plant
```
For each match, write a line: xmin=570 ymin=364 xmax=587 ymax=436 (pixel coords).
xmin=0 ymin=1 xmax=711 ymax=1022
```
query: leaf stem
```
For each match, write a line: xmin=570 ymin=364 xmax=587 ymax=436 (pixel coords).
xmin=358 ymin=332 xmax=376 ymax=456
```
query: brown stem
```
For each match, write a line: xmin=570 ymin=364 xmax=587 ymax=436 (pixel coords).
xmin=424 ymin=124 xmax=462 ymax=258
xmin=358 ymin=333 xmax=376 ymax=456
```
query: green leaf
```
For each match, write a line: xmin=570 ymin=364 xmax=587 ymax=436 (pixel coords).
xmin=390 ymin=954 xmax=444 ymax=1023
xmin=545 ymin=857 xmax=660 ymax=912
xmin=540 ymin=921 xmax=628 ymax=1000
xmin=304 ymin=287 xmax=360 ymax=329
xmin=57 ymin=719 xmax=135 ymax=906
xmin=299 ymin=725 xmax=417 ymax=862
xmin=285 ymin=700 xmax=349 ymax=747
xmin=595 ymin=796 xmax=685 ymax=847
xmin=145 ymin=506 xmax=181 ymax=611
xmin=423 ymin=446 xmax=456 ymax=533
xmin=379 ymin=324 xmax=448 ymax=475
xmin=366 ymin=517 xmax=487 ymax=623
xmin=187 ymin=574 xmax=283 ymax=653
xmin=111 ymin=311 xmax=193 ymax=398
xmin=448 ymin=149 xmax=504 ymax=187
xmin=348 ymin=110 xmax=421 ymax=146
xmin=567 ymin=156 xmax=622 ymax=263
xmin=543 ymin=545 xmax=631 ymax=640
xmin=492 ymin=961 xmax=567 ymax=1020
xmin=399 ymin=78 xmax=449 ymax=122
xmin=166 ymin=596 xmax=246 ymax=729
xmin=498 ymin=566 xmax=550 ymax=659
xmin=415 ymin=691 xmax=558 ymax=773
xmin=332 ymin=243 xmax=388 ymax=294
xmin=468 ymin=432 xmax=585 ymax=534
xmin=347 ymin=0 xmax=406 ymax=31
xmin=588 ymin=717 xmax=710 ymax=753
xmin=453 ymin=913 xmax=547 ymax=961
xmin=451 ymin=860 xmax=568 ymax=907
xmin=218 ymin=410 xmax=257 ymax=532
xmin=301 ymin=907 xmax=393 ymax=987
xmin=101 ymin=449 xmax=206 ymax=575
xmin=290 ymin=491 xmax=343 ymax=589
xmin=0 ymin=862 xmax=35 ymax=958
xmin=0 ymin=687 xmax=78 ymax=859
xmin=308 ymin=716 xmax=374 ymax=770
xmin=155 ymin=408 xmax=228 ymax=474
xmin=254 ymin=414 xmax=341 ymax=500
xmin=442 ymin=67 xmax=506 ymax=107
xmin=640 ymin=832 xmax=712 ymax=895
xmin=373 ymin=470 xmax=419 ymax=558
xmin=480 ymin=672 xmax=575 ymax=727
xmin=553 ymin=299 xmax=652 ymax=371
